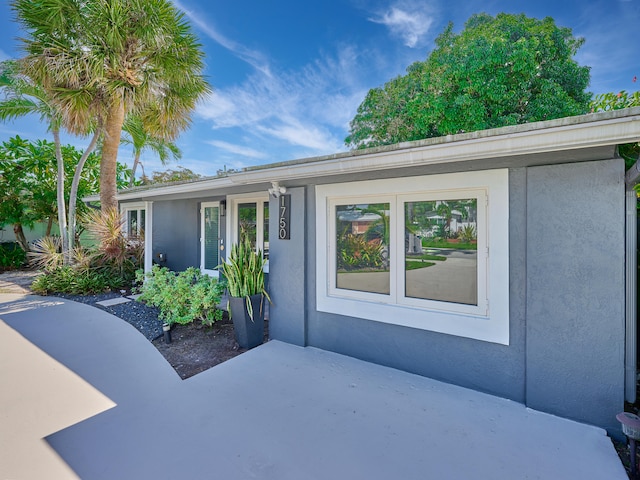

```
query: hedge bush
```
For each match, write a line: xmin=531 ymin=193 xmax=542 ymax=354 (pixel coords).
xmin=136 ymin=266 xmax=225 ymax=326
xmin=0 ymin=242 xmax=26 ymax=270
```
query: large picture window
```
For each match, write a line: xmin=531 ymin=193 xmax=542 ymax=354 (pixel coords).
xmin=316 ymin=170 xmax=509 ymax=345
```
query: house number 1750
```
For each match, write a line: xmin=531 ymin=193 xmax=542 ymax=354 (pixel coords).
xmin=278 ymin=194 xmax=291 ymax=240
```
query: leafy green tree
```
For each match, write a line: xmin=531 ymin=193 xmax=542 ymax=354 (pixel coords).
xmin=142 ymin=166 xmax=201 ymax=185
xmin=346 ymin=13 xmax=591 ymax=149
xmin=0 ymin=136 xmax=103 ymax=251
xmin=12 ymin=0 xmax=211 ymax=211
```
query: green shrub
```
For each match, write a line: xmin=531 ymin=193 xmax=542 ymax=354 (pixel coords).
xmin=337 ymin=234 xmax=384 ymax=271
xmin=0 ymin=242 xmax=26 ymax=269
xmin=136 ymin=266 xmax=225 ymax=326
xmin=27 ymin=209 xmax=143 ymax=295
xmin=458 ymin=224 xmax=477 ymax=243
xmin=31 ymin=266 xmax=126 ymax=295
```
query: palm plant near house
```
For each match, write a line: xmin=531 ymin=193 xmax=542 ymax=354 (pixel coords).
xmin=12 ymin=0 xmax=211 ymax=211
xmin=219 ymin=236 xmax=270 ymax=320
xmin=83 ymin=207 xmax=143 ymax=279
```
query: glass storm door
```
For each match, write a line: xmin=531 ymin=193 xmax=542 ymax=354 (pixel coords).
xmin=201 ymin=202 xmax=220 ymax=276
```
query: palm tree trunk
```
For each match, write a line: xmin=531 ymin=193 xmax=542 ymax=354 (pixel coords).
xmin=52 ymin=128 xmax=69 ymax=262
xmin=68 ymin=129 xmax=101 ymax=252
xmin=129 ymin=152 xmax=141 ymax=187
xmin=13 ymin=224 xmax=29 ymax=252
xmin=100 ymin=102 xmax=125 ymax=211
xmin=45 ymin=216 xmax=53 ymax=236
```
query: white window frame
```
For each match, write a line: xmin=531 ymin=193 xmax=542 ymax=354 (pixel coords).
xmin=316 ymin=169 xmax=510 ymax=345
xmin=200 ymin=201 xmax=221 ymax=278
xmin=226 ymin=193 xmax=270 ymax=272
xmin=120 ymin=201 xmax=152 ymax=273
xmin=121 ymin=202 xmax=146 ymax=238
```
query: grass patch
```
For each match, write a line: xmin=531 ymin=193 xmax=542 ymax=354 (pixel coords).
xmin=405 ymin=260 xmax=435 ymax=270
xmin=422 ymin=239 xmax=477 ymax=250
xmin=419 ymin=253 xmax=447 ymax=261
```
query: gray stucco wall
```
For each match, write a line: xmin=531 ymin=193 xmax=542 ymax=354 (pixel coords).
xmin=152 ymin=199 xmax=200 ymax=271
xmin=267 ymin=158 xmax=625 ymax=433
xmin=268 ymin=188 xmax=307 ymax=346
xmin=525 ymin=159 xmax=625 ymax=433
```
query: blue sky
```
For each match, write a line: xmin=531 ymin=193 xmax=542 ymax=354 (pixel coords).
xmin=0 ymin=0 xmax=638 ymax=178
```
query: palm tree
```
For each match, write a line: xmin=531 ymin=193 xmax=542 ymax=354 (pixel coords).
xmin=12 ymin=0 xmax=211 ymax=211
xmin=122 ymin=115 xmax=181 ymax=187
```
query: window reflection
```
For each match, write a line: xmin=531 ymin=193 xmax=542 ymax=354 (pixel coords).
xmin=404 ymin=199 xmax=478 ymax=305
xmin=263 ymin=202 xmax=269 ymax=260
xmin=335 ymin=203 xmax=390 ymax=295
xmin=204 ymin=206 xmax=219 ymax=270
xmin=238 ymin=203 xmax=257 ymax=249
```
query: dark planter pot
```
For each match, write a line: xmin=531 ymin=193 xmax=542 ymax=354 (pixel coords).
xmin=229 ymin=294 xmax=265 ymax=349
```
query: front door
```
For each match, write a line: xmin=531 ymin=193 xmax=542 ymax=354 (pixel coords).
xmin=228 ymin=195 xmax=270 ymax=261
xmin=201 ymin=202 xmax=220 ymax=276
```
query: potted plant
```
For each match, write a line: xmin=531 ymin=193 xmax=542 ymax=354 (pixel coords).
xmin=219 ymin=236 xmax=270 ymax=349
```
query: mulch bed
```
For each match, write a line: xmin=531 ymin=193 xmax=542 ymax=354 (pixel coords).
xmin=56 ymin=290 xmax=266 ymax=379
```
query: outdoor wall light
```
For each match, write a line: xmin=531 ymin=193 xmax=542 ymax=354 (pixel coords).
xmin=157 ymin=252 xmax=166 ymax=263
xmin=617 ymin=411 xmax=640 ymax=478
xmin=220 ymin=200 xmax=226 ymax=216
xmin=268 ymin=181 xmax=287 ymax=198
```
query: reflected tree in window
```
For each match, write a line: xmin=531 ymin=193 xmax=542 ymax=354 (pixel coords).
xmin=238 ymin=203 xmax=257 ymax=249
xmin=336 ymin=203 xmax=390 ymax=295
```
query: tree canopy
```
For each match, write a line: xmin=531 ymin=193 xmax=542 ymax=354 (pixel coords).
xmin=142 ymin=166 xmax=201 ymax=185
xmin=346 ymin=13 xmax=592 ymax=149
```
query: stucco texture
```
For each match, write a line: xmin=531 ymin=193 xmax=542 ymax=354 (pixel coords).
xmin=525 ymin=159 xmax=625 ymax=433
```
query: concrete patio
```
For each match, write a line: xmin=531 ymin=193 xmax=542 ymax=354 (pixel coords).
xmin=0 ymin=293 xmax=628 ymax=479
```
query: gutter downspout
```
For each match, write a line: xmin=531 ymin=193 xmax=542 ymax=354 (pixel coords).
xmin=625 ymin=159 xmax=640 ymax=403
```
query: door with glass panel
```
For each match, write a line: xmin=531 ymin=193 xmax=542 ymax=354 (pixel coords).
xmin=201 ymin=202 xmax=220 ymax=276
xmin=233 ymin=198 xmax=269 ymax=260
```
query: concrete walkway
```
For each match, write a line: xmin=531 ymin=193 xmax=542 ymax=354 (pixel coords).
xmin=0 ymin=270 xmax=40 ymax=294
xmin=0 ymin=293 xmax=628 ymax=479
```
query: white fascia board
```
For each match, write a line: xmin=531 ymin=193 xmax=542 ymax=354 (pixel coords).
xmin=92 ymin=109 xmax=640 ymax=203
xmin=235 ymin=113 xmax=640 ymax=185
xmin=100 ymin=176 xmax=237 ymax=202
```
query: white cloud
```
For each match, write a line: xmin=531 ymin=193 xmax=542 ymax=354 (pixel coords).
xmin=0 ymin=48 xmax=10 ymax=62
xmin=171 ymin=0 xmax=272 ymax=76
xmin=206 ymin=140 xmax=267 ymax=159
xmin=368 ymin=1 xmax=435 ymax=48
xmin=196 ymin=45 xmax=373 ymax=156
xmin=173 ymin=2 xmax=410 ymax=163
xmin=256 ymin=122 xmax=336 ymax=152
